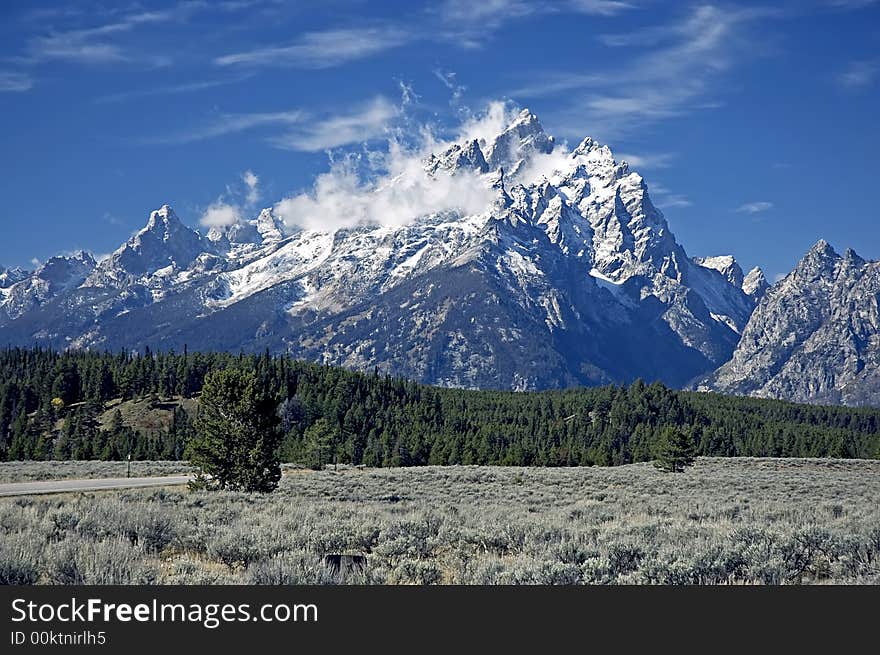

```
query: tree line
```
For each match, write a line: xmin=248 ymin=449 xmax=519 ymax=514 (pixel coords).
xmin=0 ymin=347 xmax=878 ymax=466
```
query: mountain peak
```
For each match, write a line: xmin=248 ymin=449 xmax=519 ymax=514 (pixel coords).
xmin=808 ymin=239 xmax=837 ymax=257
xmin=843 ymin=247 xmax=865 ymax=267
xmin=483 ymin=108 xmax=554 ymax=172
xmin=694 ymin=255 xmax=744 ymax=288
xmin=88 ymin=205 xmax=207 ymax=286
xmin=790 ymin=239 xmax=846 ymax=284
xmin=146 ymin=204 xmax=181 ymax=230
xmin=256 ymin=207 xmax=285 ymax=243
xmin=0 ymin=266 xmax=29 ymax=289
xmin=742 ymin=266 xmax=768 ymax=298
xmin=509 ymin=108 xmax=542 ymax=130
xmin=33 ymin=251 xmax=96 ymax=290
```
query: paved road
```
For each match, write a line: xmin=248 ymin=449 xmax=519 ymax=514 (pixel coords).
xmin=0 ymin=475 xmax=193 ymax=497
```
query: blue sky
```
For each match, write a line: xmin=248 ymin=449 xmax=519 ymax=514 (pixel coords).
xmin=0 ymin=0 xmax=878 ymax=281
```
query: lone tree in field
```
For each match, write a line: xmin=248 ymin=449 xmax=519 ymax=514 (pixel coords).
xmin=302 ymin=417 xmax=337 ymax=470
xmin=186 ymin=369 xmax=281 ymax=492
xmin=652 ymin=426 xmax=696 ymax=473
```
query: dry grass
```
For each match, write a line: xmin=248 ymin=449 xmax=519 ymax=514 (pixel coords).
xmin=0 ymin=460 xmax=195 ymax=483
xmin=1 ymin=458 xmax=878 ymax=585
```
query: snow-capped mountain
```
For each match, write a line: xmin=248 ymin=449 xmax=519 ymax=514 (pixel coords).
xmin=86 ymin=205 xmax=212 ymax=290
xmin=699 ymin=241 xmax=880 ymax=406
xmin=742 ymin=266 xmax=769 ymax=299
xmin=0 ymin=251 xmax=96 ymax=323
xmin=0 ymin=266 xmax=30 ymax=289
xmin=0 ymin=110 xmax=767 ymax=390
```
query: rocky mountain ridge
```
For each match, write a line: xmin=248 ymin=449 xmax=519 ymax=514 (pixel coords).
xmin=4 ymin=109 xmax=873 ymax=404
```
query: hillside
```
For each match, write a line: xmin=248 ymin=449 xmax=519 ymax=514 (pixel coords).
xmin=1 ymin=348 xmax=878 ymax=465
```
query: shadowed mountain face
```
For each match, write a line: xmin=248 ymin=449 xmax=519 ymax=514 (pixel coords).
xmin=2 ymin=109 xmax=778 ymax=391
xmin=698 ymin=241 xmax=880 ymax=406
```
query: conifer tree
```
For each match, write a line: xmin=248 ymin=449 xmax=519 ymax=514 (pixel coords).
xmin=186 ymin=369 xmax=281 ymax=492
xmin=652 ymin=426 xmax=696 ymax=473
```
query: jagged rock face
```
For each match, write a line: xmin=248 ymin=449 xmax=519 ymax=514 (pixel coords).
xmin=87 ymin=205 xmax=210 ymax=288
xmin=695 ymin=255 xmax=744 ymax=288
xmin=207 ymin=208 xmax=286 ymax=255
xmin=699 ymin=241 xmax=880 ymax=406
xmin=742 ymin=266 xmax=769 ymax=300
xmin=0 ymin=266 xmax=29 ymax=289
xmin=0 ymin=110 xmax=761 ymax=390
xmin=0 ymin=252 xmax=95 ymax=323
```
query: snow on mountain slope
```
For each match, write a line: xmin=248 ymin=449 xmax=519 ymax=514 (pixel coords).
xmin=0 ymin=109 xmax=761 ymax=390
xmin=87 ymin=205 xmax=213 ymax=289
xmin=0 ymin=252 xmax=96 ymax=323
xmin=742 ymin=266 xmax=769 ymax=299
xmin=694 ymin=255 xmax=743 ymax=287
xmin=698 ymin=241 xmax=880 ymax=406
xmin=0 ymin=266 xmax=29 ymax=289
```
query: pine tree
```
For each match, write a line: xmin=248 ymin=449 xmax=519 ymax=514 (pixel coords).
xmin=302 ymin=418 xmax=336 ymax=470
xmin=186 ymin=368 xmax=281 ymax=492
xmin=652 ymin=426 xmax=696 ymax=473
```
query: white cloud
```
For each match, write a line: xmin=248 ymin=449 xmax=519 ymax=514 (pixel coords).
xmin=215 ymin=27 xmax=412 ymax=69
xmin=825 ymin=0 xmax=879 ymax=9
xmin=274 ymin=149 xmax=495 ymax=233
xmin=567 ymin=0 xmax=634 ymax=16
xmin=96 ymin=75 xmax=251 ymax=104
xmin=398 ymin=80 xmax=418 ymax=107
xmin=270 ymin=97 xmax=399 ymax=151
xmin=434 ymin=0 xmax=632 ymax=46
xmin=142 ymin=109 xmax=306 ymax=145
xmin=434 ymin=69 xmax=466 ymax=106
xmin=198 ymin=168 xmax=264 ymax=228
xmin=242 ymin=170 xmax=260 ymax=206
xmin=735 ymin=201 xmax=773 ymax=214
xmin=437 ymin=0 xmax=534 ymax=24
xmin=0 ymin=72 xmax=33 ymax=92
xmin=616 ymin=152 xmax=676 ymax=169
xmin=509 ymin=72 xmax=604 ymax=98
xmin=272 ymin=102 xmax=534 ymax=232
xmin=645 ymin=181 xmax=691 ymax=209
xmin=656 ymin=195 xmax=692 ymax=209
xmin=22 ymin=3 xmax=203 ymax=66
xmin=456 ymin=100 xmax=518 ymax=143
xmin=837 ymin=60 xmax=879 ymax=88
xmin=511 ymin=5 xmax=778 ymax=140
xmin=199 ymin=201 xmax=242 ymax=228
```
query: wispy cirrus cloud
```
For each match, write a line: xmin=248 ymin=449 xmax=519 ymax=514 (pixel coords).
xmin=567 ymin=0 xmax=635 ymax=15
xmin=617 ymin=152 xmax=677 ymax=169
xmin=142 ymin=96 xmax=399 ymax=151
xmin=735 ymin=201 xmax=774 ymax=214
xmin=436 ymin=0 xmax=633 ymax=24
xmin=511 ymin=5 xmax=778 ymax=140
xmin=141 ymin=109 xmax=307 ymax=145
xmin=655 ymin=195 xmax=693 ymax=209
xmin=21 ymin=3 xmax=206 ymax=66
xmin=270 ymin=97 xmax=400 ymax=151
xmin=647 ymin=182 xmax=692 ymax=209
xmin=95 ymin=75 xmax=252 ymax=104
xmin=213 ymin=0 xmax=635 ymax=71
xmin=0 ymin=72 xmax=33 ymax=92
xmin=433 ymin=0 xmax=632 ymax=46
xmin=435 ymin=0 xmax=535 ymax=26
xmin=434 ymin=68 xmax=467 ymax=106
xmin=823 ymin=0 xmax=879 ymax=9
xmin=837 ymin=60 xmax=879 ymax=88
xmin=215 ymin=27 xmax=413 ymax=69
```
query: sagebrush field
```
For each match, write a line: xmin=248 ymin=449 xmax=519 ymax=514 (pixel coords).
xmin=1 ymin=458 xmax=878 ymax=585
